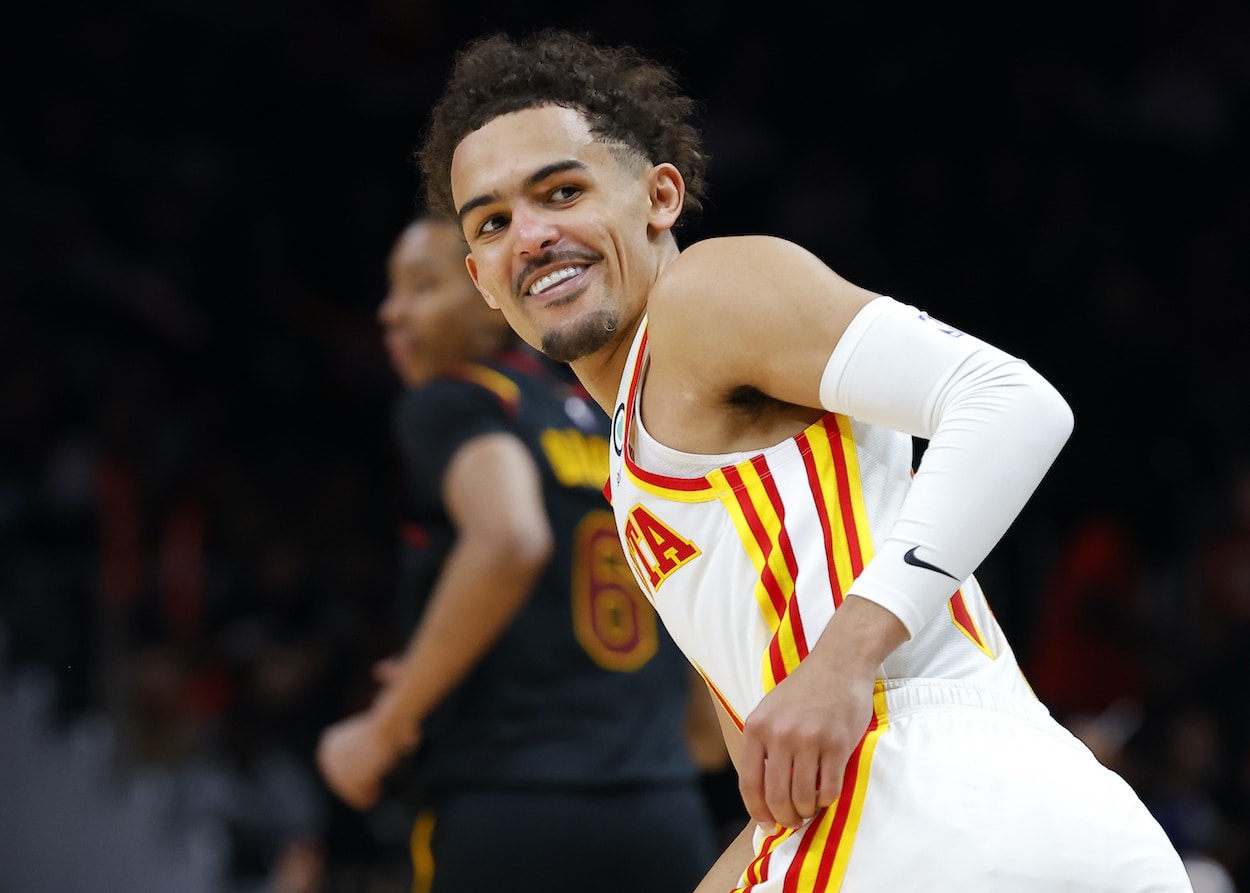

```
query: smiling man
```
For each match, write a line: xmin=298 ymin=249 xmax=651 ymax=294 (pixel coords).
xmin=416 ymin=29 xmax=1192 ymax=893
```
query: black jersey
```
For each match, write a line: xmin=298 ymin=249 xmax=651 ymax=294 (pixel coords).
xmin=392 ymin=349 xmax=697 ymax=791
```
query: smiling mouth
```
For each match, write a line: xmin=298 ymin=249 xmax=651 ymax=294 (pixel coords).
xmin=527 ymin=265 xmax=586 ymax=296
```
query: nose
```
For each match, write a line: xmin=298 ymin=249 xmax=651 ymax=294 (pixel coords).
xmin=377 ymin=287 xmax=402 ymax=326
xmin=511 ymin=204 xmax=559 ymax=255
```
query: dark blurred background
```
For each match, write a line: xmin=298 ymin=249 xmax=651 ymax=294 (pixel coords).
xmin=3 ymin=1 xmax=1249 ymax=891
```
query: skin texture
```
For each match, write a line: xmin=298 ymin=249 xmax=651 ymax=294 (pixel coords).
xmin=450 ymin=104 xmax=909 ymax=862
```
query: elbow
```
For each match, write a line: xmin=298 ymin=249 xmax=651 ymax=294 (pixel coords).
xmin=1040 ymin=374 xmax=1074 ymax=440
xmin=495 ymin=521 xmax=556 ymax=578
xmin=1020 ymin=369 xmax=1075 ymax=464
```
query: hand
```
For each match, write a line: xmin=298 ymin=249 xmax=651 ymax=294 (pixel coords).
xmin=372 ymin=655 xmax=403 ymax=686
xmin=315 ymin=710 xmax=419 ymax=810
xmin=737 ymin=649 xmax=876 ymax=829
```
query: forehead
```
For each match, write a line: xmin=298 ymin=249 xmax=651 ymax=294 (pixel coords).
xmin=391 ymin=221 xmax=464 ymax=270
xmin=450 ymin=105 xmax=612 ymax=211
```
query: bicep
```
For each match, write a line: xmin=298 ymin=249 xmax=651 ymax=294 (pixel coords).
xmin=442 ymin=433 xmax=553 ymax=561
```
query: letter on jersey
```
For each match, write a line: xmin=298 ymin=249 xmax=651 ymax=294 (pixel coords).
xmin=622 ymin=504 xmax=700 ymax=593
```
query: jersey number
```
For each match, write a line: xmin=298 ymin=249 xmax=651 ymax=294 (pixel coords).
xmin=571 ymin=510 xmax=659 ymax=671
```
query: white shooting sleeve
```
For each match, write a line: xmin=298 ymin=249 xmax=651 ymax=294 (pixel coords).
xmin=818 ymin=296 xmax=1074 ymax=637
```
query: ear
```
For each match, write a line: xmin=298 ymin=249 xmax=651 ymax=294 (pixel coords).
xmin=465 ymin=254 xmax=500 ymax=309
xmin=647 ymin=163 xmax=685 ymax=234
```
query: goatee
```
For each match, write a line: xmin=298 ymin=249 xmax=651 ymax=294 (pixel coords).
xmin=540 ymin=309 xmax=619 ymax=362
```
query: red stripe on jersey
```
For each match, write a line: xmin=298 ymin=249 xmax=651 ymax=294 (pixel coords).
xmin=751 ymin=455 xmax=810 ymax=667
xmin=797 ymin=429 xmax=842 ymax=608
xmin=948 ymin=588 xmax=976 ymax=638
xmin=723 ymin=465 xmax=788 ymax=620
xmin=784 ymin=711 xmax=881 ymax=893
xmin=703 ymin=673 xmax=743 ymax=732
xmin=723 ymin=464 xmax=791 ymax=686
xmin=620 ymin=322 xmax=718 ymax=494
xmin=625 ymin=459 xmax=717 ymax=492
xmin=739 ymin=826 xmax=791 ymax=890
xmin=752 ymin=455 xmax=801 ymax=585
xmin=948 ymin=588 xmax=995 ymax=658
xmin=825 ymin=415 xmax=866 ymax=577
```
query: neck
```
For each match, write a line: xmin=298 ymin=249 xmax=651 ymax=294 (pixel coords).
xmin=571 ymin=236 xmax=678 ymax=415
xmin=569 ymin=313 xmax=644 ymax=416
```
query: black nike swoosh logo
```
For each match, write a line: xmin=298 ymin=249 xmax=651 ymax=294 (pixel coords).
xmin=903 ymin=547 xmax=959 ymax=581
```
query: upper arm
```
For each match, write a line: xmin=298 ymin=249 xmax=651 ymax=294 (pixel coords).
xmin=685 ymin=668 xmax=732 ymax=773
xmin=442 ymin=433 xmax=554 ymax=569
xmin=647 ymin=236 xmax=882 ymax=409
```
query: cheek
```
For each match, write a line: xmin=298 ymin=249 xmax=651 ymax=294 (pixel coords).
xmin=465 ymin=249 xmax=503 ymax=304
xmin=494 ymin=304 xmax=540 ymax=348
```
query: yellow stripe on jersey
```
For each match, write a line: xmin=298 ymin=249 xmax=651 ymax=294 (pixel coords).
xmin=736 ymin=825 xmax=799 ymax=891
xmin=708 ymin=414 xmax=881 ymax=695
xmin=409 ymin=810 xmax=436 ymax=893
xmin=450 ymin=362 xmax=521 ymax=407
xmin=733 ymin=685 xmax=889 ymax=893
xmin=708 ymin=460 xmax=805 ymax=692
xmin=805 ymin=684 xmax=890 ymax=889
xmin=948 ymin=589 xmax=997 ymax=660
xmin=801 ymin=415 xmax=876 ymax=603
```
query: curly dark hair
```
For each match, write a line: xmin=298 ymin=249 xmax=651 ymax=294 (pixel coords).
xmin=417 ymin=29 xmax=709 ymax=225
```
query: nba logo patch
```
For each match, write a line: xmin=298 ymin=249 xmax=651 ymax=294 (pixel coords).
xmin=918 ymin=311 xmax=965 ymax=337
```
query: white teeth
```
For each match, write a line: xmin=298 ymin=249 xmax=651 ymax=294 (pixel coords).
xmin=529 ymin=266 xmax=583 ymax=296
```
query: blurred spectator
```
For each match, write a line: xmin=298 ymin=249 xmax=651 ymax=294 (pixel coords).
xmin=1194 ymin=464 xmax=1250 ymax=684
xmin=1027 ymin=514 xmax=1149 ymax=723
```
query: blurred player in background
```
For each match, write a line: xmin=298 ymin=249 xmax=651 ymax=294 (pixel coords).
xmin=316 ymin=213 xmax=723 ymax=892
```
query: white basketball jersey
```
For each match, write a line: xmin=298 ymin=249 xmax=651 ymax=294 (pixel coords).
xmin=605 ymin=318 xmax=1036 ymax=727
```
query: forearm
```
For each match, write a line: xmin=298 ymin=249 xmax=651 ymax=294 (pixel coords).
xmin=820 ymin=297 xmax=1073 ymax=636
xmin=693 ymin=822 xmax=757 ymax=893
xmin=806 ymin=594 xmax=908 ymax=678
xmin=370 ymin=535 xmax=547 ymax=742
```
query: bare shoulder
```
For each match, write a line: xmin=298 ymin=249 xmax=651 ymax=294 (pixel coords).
xmin=654 ymin=235 xmax=814 ymax=299
xmin=646 ymin=235 xmax=880 ymax=405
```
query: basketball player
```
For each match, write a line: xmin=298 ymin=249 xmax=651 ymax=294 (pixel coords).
xmin=315 ymin=213 xmax=720 ymax=892
xmin=414 ymin=29 xmax=1193 ymax=892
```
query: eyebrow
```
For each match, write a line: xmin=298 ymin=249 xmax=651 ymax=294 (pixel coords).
xmin=456 ymin=159 xmax=589 ymax=226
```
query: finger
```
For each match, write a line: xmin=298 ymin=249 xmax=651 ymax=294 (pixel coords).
xmin=790 ymin=750 xmax=821 ymax=821
xmin=815 ymin=749 xmax=842 ymax=811
xmin=765 ymin=751 xmax=802 ymax=829
xmin=738 ymin=733 xmax=773 ymax=826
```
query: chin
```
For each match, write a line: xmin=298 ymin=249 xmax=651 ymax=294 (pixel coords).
xmin=540 ymin=311 xmax=618 ymax=363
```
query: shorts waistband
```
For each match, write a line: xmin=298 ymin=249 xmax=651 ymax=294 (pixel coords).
xmin=877 ymin=677 xmax=1052 ymax=724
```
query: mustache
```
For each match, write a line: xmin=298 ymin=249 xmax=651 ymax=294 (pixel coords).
xmin=514 ymin=249 xmax=603 ymax=296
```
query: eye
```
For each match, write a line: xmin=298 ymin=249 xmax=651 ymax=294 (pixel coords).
xmin=549 ymin=184 xmax=580 ymax=203
xmin=477 ymin=212 xmax=508 ymax=236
